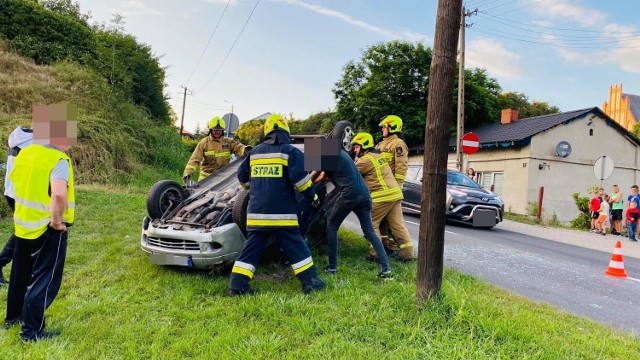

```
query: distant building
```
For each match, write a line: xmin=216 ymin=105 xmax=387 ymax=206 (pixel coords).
xmin=409 ymin=107 xmax=640 ymax=223
xmin=602 ymin=83 xmax=640 ymax=132
xmin=249 ymin=112 xmax=272 ymax=121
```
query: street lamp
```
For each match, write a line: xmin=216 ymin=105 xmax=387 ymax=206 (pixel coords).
xmin=224 ymin=99 xmax=234 ymax=138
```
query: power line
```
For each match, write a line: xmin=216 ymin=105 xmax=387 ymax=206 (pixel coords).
xmin=476 ymin=14 xmax=640 ymax=40
xmin=477 ymin=12 xmax=635 ymax=34
xmin=475 ymin=0 xmax=548 ymax=23
xmin=185 ymin=0 xmax=232 ymax=85
xmin=470 ymin=26 xmax=640 ymax=49
xmin=196 ymin=0 xmax=262 ymax=93
xmin=473 ymin=24 xmax=636 ymax=44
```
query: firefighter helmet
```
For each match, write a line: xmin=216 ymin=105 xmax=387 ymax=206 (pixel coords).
xmin=208 ymin=116 xmax=226 ymax=130
xmin=379 ymin=115 xmax=403 ymax=133
xmin=350 ymin=132 xmax=374 ymax=150
xmin=263 ymin=113 xmax=290 ymax=135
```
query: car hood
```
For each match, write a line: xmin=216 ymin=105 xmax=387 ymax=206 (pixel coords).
xmin=448 ymin=185 xmax=497 ymax=199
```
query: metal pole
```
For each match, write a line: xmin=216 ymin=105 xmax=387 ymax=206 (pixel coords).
xmin=455 ymin=6 xmax=465 ymax=172
xmin=180 ymin=86 xmax=188 ymax=136
xmin=600 ymin=155 xmax=606 ymax=188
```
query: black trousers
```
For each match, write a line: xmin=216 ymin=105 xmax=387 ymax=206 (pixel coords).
xmin=0 ymin=196 xmax=16 ymax=268
xmin=229 ymin=229 xmax=317 ymax=291
xmin=5 ymin=227 xmax=67 ymax=340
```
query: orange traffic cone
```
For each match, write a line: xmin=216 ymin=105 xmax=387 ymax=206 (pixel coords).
xmin=604 ymin=241 xmax=628 ymax=278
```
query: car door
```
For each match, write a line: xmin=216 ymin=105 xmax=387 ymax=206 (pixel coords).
xmin=402 ymin=164 xmax=422 ymax=211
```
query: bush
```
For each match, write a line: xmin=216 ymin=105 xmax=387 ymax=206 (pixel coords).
xmin=571 ymin=192 xmax=591 ymax=229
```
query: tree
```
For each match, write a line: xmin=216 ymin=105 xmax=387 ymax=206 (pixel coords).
xmin=235 ymin=119 xmax=265 ymax=146
xmin=333 ymin=41 xmax=432 ymax=146
xmin=498 ymin=92 xmax=559 ymax=119
xmin=290 ymin=111 xmax=337 ymax=135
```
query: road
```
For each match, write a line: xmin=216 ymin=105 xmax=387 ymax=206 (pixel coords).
xmin=343 ymin=213 xmax=640 ymax=335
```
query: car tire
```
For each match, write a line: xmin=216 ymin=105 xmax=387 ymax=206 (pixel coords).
xmin=232 ymin=189 xmax=250 ymax=236
xmin=329 ymin=120 xmax=355 ymax=153
xmin=146 ymin=180 xmax=189 ymax=219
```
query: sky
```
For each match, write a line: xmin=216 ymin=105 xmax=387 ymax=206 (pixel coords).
xmin=73 ymin=0 xmax=640 ymax=133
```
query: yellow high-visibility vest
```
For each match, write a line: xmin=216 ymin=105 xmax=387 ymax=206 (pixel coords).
xmin=10 ymin=144 xmax=75 ymax=239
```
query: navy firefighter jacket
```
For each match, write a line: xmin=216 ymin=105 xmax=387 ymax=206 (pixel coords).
xmin=237 ymin=130 xmax=317 ymax=230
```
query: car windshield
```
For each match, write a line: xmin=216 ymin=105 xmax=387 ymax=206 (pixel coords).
xmin=447 ymin=172 xmax=481 ymax=188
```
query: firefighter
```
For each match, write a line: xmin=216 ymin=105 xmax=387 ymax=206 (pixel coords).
xmin=351 ymin=132 xmax=415 ymax=262
xmin=183 ymin=116 xmax=248 ymax=183
xmin=375 ymin=115 xmax=409 ymax=255
xmin=228 ymin=114 xmax=325 ymax=296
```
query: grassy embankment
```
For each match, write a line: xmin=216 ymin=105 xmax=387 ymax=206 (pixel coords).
xmin=0 ymin=188 xmax=638 ymax=358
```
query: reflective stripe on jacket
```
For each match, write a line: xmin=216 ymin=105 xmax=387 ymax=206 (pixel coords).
xmin=237 ymin=130 xmax=316 ymax=230
xmin=375 ymin=134 xmax=408 ymax=187
xmin=184 ymin=136 xmax=246 ymax=181
xmin=10 ymin=144 xmax=75 ymax=239
xmin=355 ymin=150 xmax=403 ymax=203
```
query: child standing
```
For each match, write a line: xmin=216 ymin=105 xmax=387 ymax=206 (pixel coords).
xmin=596 ymin=194 xmax=610 ymax=236
xmin=590 ymin=191 xmax=601 ymax=233
xmin=626 ymin=201 xmax=640 ymax=242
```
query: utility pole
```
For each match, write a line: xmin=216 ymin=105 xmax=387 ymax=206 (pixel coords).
xmin=455 ymin=6 xmax=477 ymax=172
xmin=417 ymin=0 xmax=463 ymax=301
xmin=179 ymin=85 xmax=194 ymax=136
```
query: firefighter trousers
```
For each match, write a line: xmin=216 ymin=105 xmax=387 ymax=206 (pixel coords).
xmin=370 ymin=200 xmax=414 ymax=260
xmin=229 ymin=229 xmax=318 ymax=291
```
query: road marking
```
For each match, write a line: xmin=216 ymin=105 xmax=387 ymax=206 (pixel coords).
xmin=627 ymin=277 xmax=640 ymax=283
xmin=404 ymin=220 xmax=459 ymax=235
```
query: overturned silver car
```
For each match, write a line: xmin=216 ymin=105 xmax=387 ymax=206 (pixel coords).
xmin=140 ymin=121 xmax=355 ymax=270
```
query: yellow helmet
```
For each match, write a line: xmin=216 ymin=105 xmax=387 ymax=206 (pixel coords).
xmin=208 ymin=116 xmax=226 ymax=130
xmin=263 ymin=113 xmax=290 ymax=135
xmin=350 ymin=132 xmax=374 ymax=150
xmin=379 ymin=115 xmax=403 ymax=133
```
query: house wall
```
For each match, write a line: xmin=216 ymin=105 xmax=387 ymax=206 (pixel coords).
xmin=408 ymin=112 xmax=640 ymax=224
xmin=529 ymin=113 xmax=640 ymax=223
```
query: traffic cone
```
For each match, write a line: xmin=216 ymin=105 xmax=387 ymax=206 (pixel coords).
xmin=604 ymin=241 xmax=628 ymax=278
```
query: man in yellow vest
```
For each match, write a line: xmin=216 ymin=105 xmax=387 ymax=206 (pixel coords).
xmin=351 ymin=132 xmax=415 ymax=262
xmin=375 ymin=115 xmax=409 ymax=257
xmin=5 ymin=103 xmax=76 ymax=342
xmin=183 ymin=116 xmax=248 ymax=182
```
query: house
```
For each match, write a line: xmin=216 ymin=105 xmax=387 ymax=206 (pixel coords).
xmin=602 ymin=83 xmax=640 ymax=132
xmin=248 ymin=112 xmax=272 ymax=121
xmin=409 ymin=107 xmax=640 ymax=223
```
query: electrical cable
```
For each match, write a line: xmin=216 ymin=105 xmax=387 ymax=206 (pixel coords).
xmin=185 ymin=0 xmax=232 ymax=85
xmin=196 ymin=0 xmax=262 ymax=93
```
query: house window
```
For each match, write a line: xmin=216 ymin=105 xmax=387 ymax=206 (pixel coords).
xmin=477 ymin=171 xmax=504 ymax=196
xmin=590 ymin=129 xmax=593 ymax=136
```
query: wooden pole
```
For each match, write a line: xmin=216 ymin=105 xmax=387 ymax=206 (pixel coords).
xmin=416 ymin=0 xmax=463 ymax=301
xmin=537 ymin=186 xmax=544 ymax=221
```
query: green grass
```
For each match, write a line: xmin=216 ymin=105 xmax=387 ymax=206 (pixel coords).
xmin=0 ymin=188 xmax=639 ymax=358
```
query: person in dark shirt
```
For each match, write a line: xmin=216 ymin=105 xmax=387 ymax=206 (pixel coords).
xmin=314 ymin=149 xmax=392 ymax=279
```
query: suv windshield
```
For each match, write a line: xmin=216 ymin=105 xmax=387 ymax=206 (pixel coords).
xmin=447 ymin=172 xmax=481 ymax=188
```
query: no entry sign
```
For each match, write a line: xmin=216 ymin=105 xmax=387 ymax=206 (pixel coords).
xmin=461 ymin=132 xmax=480 ymax=154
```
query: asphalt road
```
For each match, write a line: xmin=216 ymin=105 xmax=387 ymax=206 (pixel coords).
xmin=344 ymin=213 xmax=640 ymax=335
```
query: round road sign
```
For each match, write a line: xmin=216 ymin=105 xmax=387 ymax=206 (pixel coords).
xmin=593 ymin=155 xmax=614 ymax=180
xmin=461 ymin=132 xmax=480 ymax=154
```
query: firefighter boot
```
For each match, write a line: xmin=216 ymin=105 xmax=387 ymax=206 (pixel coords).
xmin=302 ymin=276 xmax=325 ymax=294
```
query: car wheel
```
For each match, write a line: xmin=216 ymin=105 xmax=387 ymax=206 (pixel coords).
xmin=330 ymin=120 xmax=355 ymax=153
xmin=146 ymin=180 xmax=190 ymax=219
xmin=232 ymin=189 xmax=250 ymax=236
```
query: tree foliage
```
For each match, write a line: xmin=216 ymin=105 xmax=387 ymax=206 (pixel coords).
xmin=289 ymin=111 xmax=337 ymax=135
xmin=0 ymin=0 xmax=169 ymax=123
xmin=333 ymin=41 xmax=432 ymax=146
xmin=333 ymin=40 xmax=560 ymax=147
xmin=235 ymin=119 xmax=265 ymax=146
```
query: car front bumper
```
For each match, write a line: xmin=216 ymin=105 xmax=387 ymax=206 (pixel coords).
xmin=140 ymin=217 xmax=245 ymax=270
xmin=447 ymin=203 xmax=503 ymax=226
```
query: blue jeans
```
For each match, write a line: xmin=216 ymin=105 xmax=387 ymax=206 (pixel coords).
xmin=628 ymin=222 xmax=637 ymax=240
xmin=326 ymin=197 xmax=391 ymax=272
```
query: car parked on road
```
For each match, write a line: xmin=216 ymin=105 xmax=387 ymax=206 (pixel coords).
xmin=401 ymin=162 xmax=504 ymax=228
xmin=140 ymin=121 xmax=355 ymax=270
